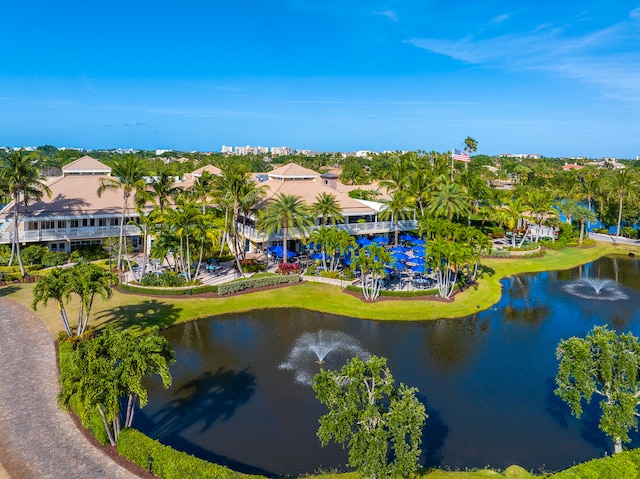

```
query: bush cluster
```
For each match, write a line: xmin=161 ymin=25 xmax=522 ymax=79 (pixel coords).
xmin=217 ymin=274 xmax=301 ymax=295
xmin=240 ymin=259 xmax=266 ymax=273
xmin=139 ymin=270 xmax=185 ymax=287
xmin=70 ymin=245 xmax=109 ymax=262
xmin=118 ymin=283 xmax=218 ymax=296
xmin=117 ymin=428 xmax=260 ymax=479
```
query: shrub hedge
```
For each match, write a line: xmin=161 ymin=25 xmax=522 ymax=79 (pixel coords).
xmin=117 ymin=428 xmax=264 ymax=479
xmin=346 ymin=284 xmax=437 ymax=298
xmin=118 ymin=283 xmax=218 ymax=296
xmin=217 ymin=274 xmax=301 ymax=295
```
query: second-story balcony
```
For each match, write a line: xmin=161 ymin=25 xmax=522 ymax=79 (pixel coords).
xmin=0 ymin=225 xmax=142 ymax=244
xmin=239 ymin=219 xmax=419 ymax=243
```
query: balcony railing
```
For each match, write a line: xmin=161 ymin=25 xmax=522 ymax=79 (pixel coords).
xmin=239 ymin=220 xmax=418 ymax=242
xmin=0 ymin=225 xmax=142 ymax=244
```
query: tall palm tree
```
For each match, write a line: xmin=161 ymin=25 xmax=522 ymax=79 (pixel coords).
xmin=504 ymin=196 xmax=530 ymax=247
xmin=426 ymin=182 xmax=470 ymax=221
xmin=464 ymin=137 xmax=478 ymax=154
xmin=456 ymin=169 xmax=490 ymax=226
xmin=311 ymin=192 xmax=344 ymax=226
xmin=578 ymin=171 xmax=600 ymax=232
xmin=148 ymin=168 xmax=179 ymax=213
xmin=97 ymin=155 xmax=148 ymax=269
xmin=215 ymin=163 xmax=264 ymax=274
xmin=378 ymin=190 xmax=414 ymax=246
xmin=258 ymin=193 xmax=312 ymax=264
xmin=1 ymin=149 xmax=52 ymax=277
xmin=603 ymin=169 xmax=638 ymax=236
xmin=379 ymin=152 xmax=416 ymax=192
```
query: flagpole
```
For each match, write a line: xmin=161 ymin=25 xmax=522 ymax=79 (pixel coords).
xmin=450 ymin=146 xmax=454 ymax=181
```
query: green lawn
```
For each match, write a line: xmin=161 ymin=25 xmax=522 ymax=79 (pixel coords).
xmin=2 ymin=241 xmax=635 ymax=337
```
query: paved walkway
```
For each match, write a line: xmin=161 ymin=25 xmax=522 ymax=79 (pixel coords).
xmin=0 ymin=298 xmax=140 ymax=479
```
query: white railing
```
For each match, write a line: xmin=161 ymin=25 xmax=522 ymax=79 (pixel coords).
xmin=0 ymin=225 xmax=142 ymax=244
xmin=239 ymin=220 xmax=418 ymax=242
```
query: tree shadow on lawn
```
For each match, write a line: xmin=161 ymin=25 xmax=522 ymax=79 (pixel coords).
xmin=0 ymin=286 xmax=20 ymax=297
xmin=477 ymin=264 xmax=496 ymax=279
xmin=96 ymin=299 xmax=183 ymax=331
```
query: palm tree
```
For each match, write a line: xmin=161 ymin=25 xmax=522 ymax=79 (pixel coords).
xmin=148 ymin=168 xmax=179 ymax=213
xmin=215 ymin=163 xmax=264 ymax=274
xmin=32 ymin=268 xmax=73 ymax=337
xmin=378 ymin=190 xmax=414 ymax=246
xmin=258 ymin=193 xmax=312 ymax=264
xmin=504 ymin=196 xmax=530 ymax=247
xmin=602 ymin=169 xmax=638 ymax=236
xmin=456 ymin=169 xmax=490 ymax=226
xmin=353 ymin=243 xmax=391 ymax=301
xmin=97 ymin=155 xmax=148 ymax=269
xmin=58 ymin=326 xmax=174 ymax=446
xmin=311 ymin=192 xmax=344 ymax=226
xmin=1 ymin=149 xmax=52 ymax=277
xmin=67 ymin=263 xmax=117 ymax=337
xmin=464 ymin=137 xmax=478 ymax=154
xmin=379 ymin=152 xmax=416 ymax=192
xmin=426 ymin=182 xmax=470 ymax=221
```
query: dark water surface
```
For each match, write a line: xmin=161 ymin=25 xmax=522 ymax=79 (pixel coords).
xmin=136 ymin=256 xmax=640 ymax=477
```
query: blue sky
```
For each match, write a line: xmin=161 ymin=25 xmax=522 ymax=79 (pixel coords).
xmin=2 ymin=1 xmax=640 ymax=158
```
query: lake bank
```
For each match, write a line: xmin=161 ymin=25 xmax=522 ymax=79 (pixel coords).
xmin=2 ymin=241 xmax=638 ymax=336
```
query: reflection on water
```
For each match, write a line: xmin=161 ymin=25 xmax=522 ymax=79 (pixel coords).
xmin=137 ymin=257 xmax=640 ymax=477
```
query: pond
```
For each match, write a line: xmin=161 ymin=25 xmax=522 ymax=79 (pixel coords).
xmin=136 ymin=256 xmax=640 ymax=477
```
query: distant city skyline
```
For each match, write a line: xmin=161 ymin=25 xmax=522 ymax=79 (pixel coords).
xmin=2 ymin=1 xmax=640 ymax=158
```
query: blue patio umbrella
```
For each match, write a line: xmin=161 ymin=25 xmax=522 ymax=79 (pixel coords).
xmin=372 ymin=236 xmax=389 ymax=244
xmin=272 ymin=245 xmax=297 ymax=259
xmin=310 ymin=252 xmax=324 ymax=260
xmin=411 ymin=238 xmax=427 ymax=246
xmin=407 ymin=257 xmax=426 ymax=266
xmin=411 ymin=264 xmax=426 ymax=273
xmin=389 ymin=245 xmax=409 ymax=253
xmin=399 ymin=233 xmax=417 ymax=242
xmin=411 ymin=248 xmax=426 ymax=257
xmin=307 ymin=242 xmax=319 ymax=251
xmin=391 ymin=252 xmax=410 ymax=261
xmin=394 ymin=261 xmax=406 ymax=271
xmin=357 ymin=237 xmax=372 ymax=247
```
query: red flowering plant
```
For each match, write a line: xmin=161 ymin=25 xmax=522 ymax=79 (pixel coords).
xmin=276 ymin=263 xmax=301 ymax=275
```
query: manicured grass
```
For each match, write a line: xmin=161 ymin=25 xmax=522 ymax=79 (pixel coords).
xmin=3 ymin=241 xmax=638 ymax=338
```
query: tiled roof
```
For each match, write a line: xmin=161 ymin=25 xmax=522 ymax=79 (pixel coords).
xmin=192 ymin=164 xmax=222 ymax=177
xmin=61 ymin=156 xmax=112 ymax=174
xmin=0 ymin=174 xmax=145 ymax=220
xmin=259 ymin=178 xmax=376 ymax=215
xmin=268 ymin=163 xmax=319 ymax=179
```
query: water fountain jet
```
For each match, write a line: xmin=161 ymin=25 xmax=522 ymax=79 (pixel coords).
xmin=280 ymin=330 xmax=369 ymax=384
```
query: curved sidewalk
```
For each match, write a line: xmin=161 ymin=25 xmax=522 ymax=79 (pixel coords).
xmin=0 ymin=298 xmax=140 ymax=479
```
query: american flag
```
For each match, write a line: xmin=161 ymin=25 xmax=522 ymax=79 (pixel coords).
xmin=452 ymin=147 xmax=471 ymax=162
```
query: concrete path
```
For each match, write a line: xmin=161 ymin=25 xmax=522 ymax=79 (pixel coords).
xmin=0 ymin=298 xmax=140 ymax=479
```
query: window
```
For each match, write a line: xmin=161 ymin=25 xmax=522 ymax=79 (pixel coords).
xmin=70 ymin=220 xmax=78 ymax=228
xmin=57 ymin=220 xmax=66 ymax=229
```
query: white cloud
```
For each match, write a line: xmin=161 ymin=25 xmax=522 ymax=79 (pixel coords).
xmin=490 ymin=13 xmax=511 ymax=25
xmin=406 ymin=14 xmax=640 ymax=102
xmin=123 ymin=121 xmax=146 ymax=127
xmin=374 ymin=10 xmax=398 ymax=22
